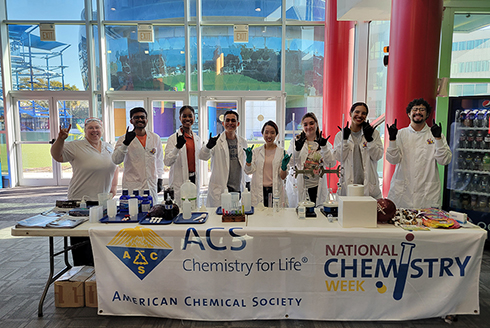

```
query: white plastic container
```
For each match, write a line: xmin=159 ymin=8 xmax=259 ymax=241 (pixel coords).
xmin=181 ymin=179 xmax=197 ymax=210
xmin=298 ymin=204 xmax=306 ymax=219
xmin=106 ymin=199 xmax=117 ymax=220
xmin=241 ymin=189 xmax=252 ymax=212
xmin=183 ymin=198 xmax=192 ymax=220
xmin=129 ymin=198 xmax=139 ymax=219
xmin=221 ymin=189 xmax=232 ymax=213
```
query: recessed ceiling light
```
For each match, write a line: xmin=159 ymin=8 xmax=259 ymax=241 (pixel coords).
xmin=111 ymin=7 xmax=116 ymax=11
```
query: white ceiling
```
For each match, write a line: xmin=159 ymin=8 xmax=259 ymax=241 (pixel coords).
xmin=337 ymin=0 xmax=391 ymax=21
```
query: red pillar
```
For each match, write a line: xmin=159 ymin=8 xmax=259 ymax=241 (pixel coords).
xmin=323 ymin=0 xmax=355 ymax=190
xmin=382 ymin=0 xmax=443 ymax=197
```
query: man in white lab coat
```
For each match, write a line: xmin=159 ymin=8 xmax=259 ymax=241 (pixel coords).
xmin=199 ymin=110 xmax=248 ymax=207
xmin=112 ymin=107 xmax=164 ymax=202
xmin=386 ymin=98 xmax=452 ymax=209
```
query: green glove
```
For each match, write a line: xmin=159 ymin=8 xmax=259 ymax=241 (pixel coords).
xmin=243 ymin=145 xmax=254 ymax=164
xmin=281 ymin=151 xmax=291 ymax=171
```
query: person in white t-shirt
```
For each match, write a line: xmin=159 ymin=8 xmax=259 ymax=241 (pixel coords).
xmin=51 ymin=117 xmax=118 ymax=265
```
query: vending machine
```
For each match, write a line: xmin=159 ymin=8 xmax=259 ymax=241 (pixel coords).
xmin=443 ymin=95 xmax=490 ymax=235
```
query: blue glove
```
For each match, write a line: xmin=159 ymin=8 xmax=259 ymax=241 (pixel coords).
xmin=281 ymin=151 xmax=291 ymax=171
xmin=243 ymin=145 xmax=254 ymax=164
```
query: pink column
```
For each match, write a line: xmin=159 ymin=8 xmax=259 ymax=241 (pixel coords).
xmin=382 ymin=0 xmax=443 ymax=196
xmin=323 ymin=0 xmax=355 ymax=190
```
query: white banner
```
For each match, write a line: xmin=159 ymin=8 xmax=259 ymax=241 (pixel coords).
xmin=90 ymin=224 xmax=486 ymax=320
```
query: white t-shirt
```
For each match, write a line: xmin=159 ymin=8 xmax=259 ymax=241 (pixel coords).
xmin=62 ymin=139 xmax=117 ymax=201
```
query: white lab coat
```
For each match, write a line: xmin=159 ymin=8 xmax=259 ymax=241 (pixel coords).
xmin=244 ymin=145 xmax=288 ymax=207
xmin=333 ymin=129 xmax=383 ymax=198
xmin=112 ymin=131 xmax=164 ymax=202
xmin=164 ymin=129 xmax=201 ymax=206
xmin=287 ymin=139 xmax=336 ymax=206
xmin=199 ymin=133 xmax=248 ymax=207
xmin=386 ymin=124 xmax=452 ymax=209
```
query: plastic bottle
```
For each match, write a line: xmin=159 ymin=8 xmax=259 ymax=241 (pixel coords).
xmin=241 ymin=188 xmax=252 ymax=212
xmin=458 ymin=131 xmax=466 ymax=148
xmin=457 ymin=152 xmax=466 ymax=170
xmin=141 ymin=189 xmax=153 ymax=213
xmin=119 ymin=189 xmax=130 ymax=213
xmin=475 ymin=154 xmax=483 ymax=170
xmin=273 ymin=187 xmax=280 ymax=212
xmin=181 ymin=179 xmax=197 ymax=210
xmin=467 ymin=130 xmax=475 ymax=149
xmin=485 ymin=133 xmax=490 ymax=150
xmin=183 ymin=197 xmax=192 ymax=220
xmin=132 ymin=189 xmax=143 ymax=212
xmin=221 ymin=189 xmax=231 ymax=213
xmin=465 ymin=153 xmax=474 ymax=170
xmin=483 ymin=153 xmax=490 ymax=171
xmin=298 ymin=203 xmax=306 ymax=219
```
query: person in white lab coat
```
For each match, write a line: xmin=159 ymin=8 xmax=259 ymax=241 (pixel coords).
xmin=287 ymin=112 xmax=336 ymax=206
xmin=164 ymin=105 xmax=201 ymax=206
xmin=244 ymin=120 xmax=291 ymax=207
xmin=386 ymin=98 xmax=452 ymax=209
xmin=333 ymin=102 xmax=383 ymax=198
xmin=112 ymin=107 xmax=164 ymax=202
xmin=199 ymin=110 xmax=248 ymax=207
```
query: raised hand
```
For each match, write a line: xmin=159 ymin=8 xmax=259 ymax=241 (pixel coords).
xmin=430 ymin=119 xmax=442 ymax=139
xmin=362 ymin=121 xmax=375 ymax=142
xmin=295 ymin=131 xmax=307 ymax=151
xmin=387 ymin=119 xmax=398 ymax=141
xmin=206 ymin=133 xmax=220 ymax=149
xmin=123 ymin=127 xmax=137 ymax=146
xmin=316 ymin=133 xmax=330 ymax=147
xmin=281 ymin=151 xmax=292 ymax=171
xmin=243 ymin=145 xmax=254 ymax=164
xmin=58 ymin=123 xmax=71 ymax=141
xmin=338 ymin=122 xmax=351 ymax=140
xmin=176 ymin=134 xmax=186 ymax=149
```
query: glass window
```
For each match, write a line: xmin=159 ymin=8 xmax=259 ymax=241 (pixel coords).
xmin=202 ymin=0 xmax=281 ymax=22
xmin=366 ymin=21 xmax=390 ymax=119
xmin=6 ymin=0 xmax=85 ymax=21
xmin=9 ymin=25 xmax=86 ymax=91
xmin=201 ymin=25 xmax=281 ymax=91
xmin=285 ymin=26 xmax=324 ymax=97
xmin=104 ymin=0 xmax=184 ymax=22
xmin=113 ymin=100 xmax=145 ymax=138
xmin=286 ymin=0 xmax=325 ymax=22
xmin=451 ymin=14 xmax=490 ymax=78
xmin=106 ymin=25 xmax=186 ymax=91
xmin=151 ymin=100 xmax=199 ymax=139
xmin=244 ymin=100 xmax=276 ymax=144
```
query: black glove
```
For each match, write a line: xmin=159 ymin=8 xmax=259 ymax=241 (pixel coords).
xmin=157 ymin=178 xmax=163 ymax=193
xmin=387 ymin=119 xmax=398 ymax=141
xmin=431 ymin=119 xmax=442 ymax=139
xmin=362 ymin=121 xmax=375 ymax=142
xmin=123 ymin=127 xmax=136 ymax=146
xmin=295 ymin=132 xmax=307 ymax=151
xmin=206 ymin=133 xmax=220 ymax=149
xmin=338 ymin=122 xmax=351 ymax=140
xmin=176 ymin=134 xmax=186 ymax=149
xmin=316 ymin=134 xmax=330 ymax=147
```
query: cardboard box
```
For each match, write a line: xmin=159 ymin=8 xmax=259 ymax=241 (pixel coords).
xmin=54 ymin=266 xmax=94 ymax=307
xmin=338 ymin=196 xmax=377 ymax=228
xmin=84 ymin=273 xmax=97 ymax=308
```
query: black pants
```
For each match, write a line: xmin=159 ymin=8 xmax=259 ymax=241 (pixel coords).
xmin=263 ymin=186 xmax=273 ymax=207
xmin=307 ymin=186 xmax=318 ymax=204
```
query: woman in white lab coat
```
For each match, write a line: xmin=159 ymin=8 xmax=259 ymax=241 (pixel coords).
xmin=287 ymin=112 xmax=336 ymax=206
xmin=244 ymin=120 xmax=290 ymax=207
xmin=333 ymin=102 xmax=383 ymax=198
xmin=164 ymin=105 xmax=201 ymax=206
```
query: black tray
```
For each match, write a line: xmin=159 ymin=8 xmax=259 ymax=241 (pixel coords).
xmin=100 ymin=212 xmax=147 ymax=223
xmin=173 ymin=212 xmax=208 ymax=224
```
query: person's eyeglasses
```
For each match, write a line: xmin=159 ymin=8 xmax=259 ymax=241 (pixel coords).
xmin=225 ymin=118 xmax=237 ymax=123
xmin=84 ymin=117 xmax=102 ymax=124
xmin=132 ymin=115 xmax=147 ymax=120
xmin=411 ymin=107 xmax=426 ymax=113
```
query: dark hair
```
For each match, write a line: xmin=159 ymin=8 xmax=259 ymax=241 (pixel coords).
xmin=130 ymin=107 xmax=147 ymax=118
xmin=406 ymin=98 xmax=432 ymax=115
xmin=224 ymin=110 xmax=239 ymax=121
xmin=301 ymin=112 xmax=320 ymax=139
xmin=261 ymin=120 xmax=279 ymax=134
xmin=179 ymin=105 xmax=195 ymax=116
xmin=350 ymin=102 xmax=369 ymax=114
